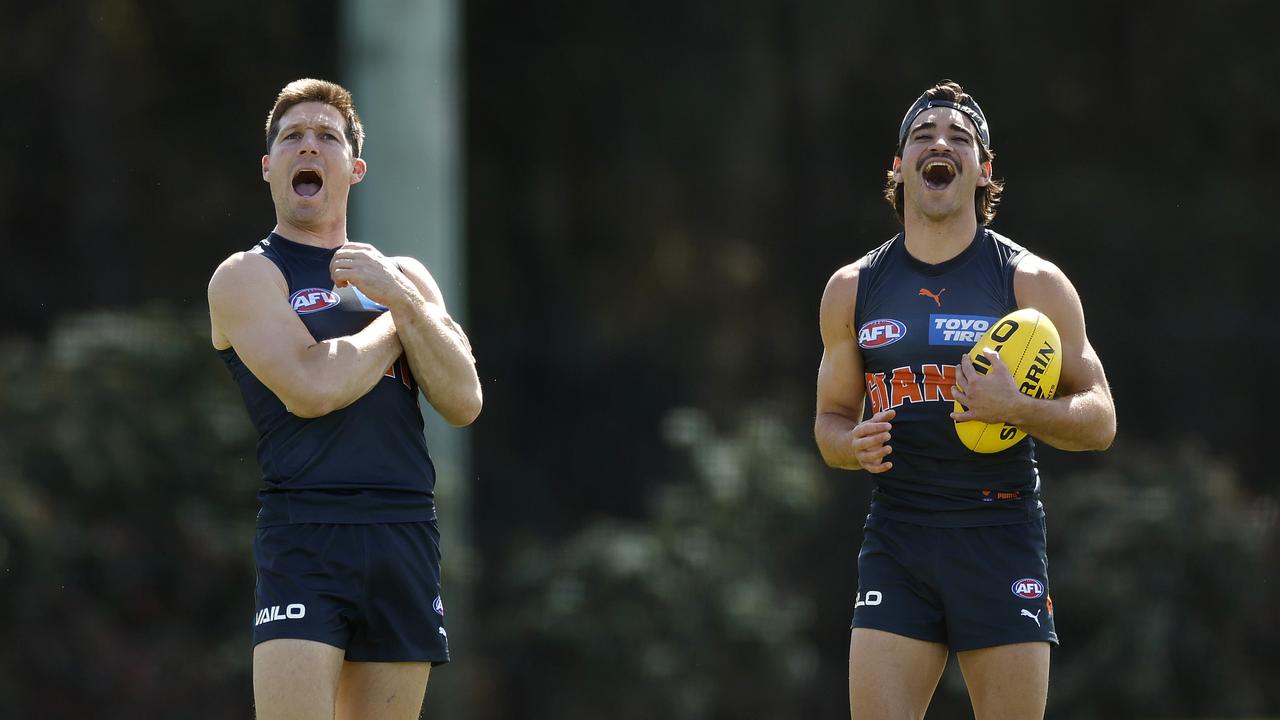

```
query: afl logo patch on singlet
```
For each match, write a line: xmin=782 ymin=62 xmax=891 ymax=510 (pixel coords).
xmin=291 ymin=288 xmax=341 ymax=314
xmin=859 ymin=319 xmax=906 ymax=349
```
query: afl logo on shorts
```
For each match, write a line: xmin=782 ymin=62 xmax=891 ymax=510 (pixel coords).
xmin=1011 ymin=578 xmax=1045 ymax=599
xmin=433 ymin=595 xmax=445 ymax=618
xmin=858 ymin=319 xmax=906 ymax=349
xmin=291 ymin=288 xmax=341 ymax=314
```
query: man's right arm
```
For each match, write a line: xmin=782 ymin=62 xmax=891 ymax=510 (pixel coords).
xmin=814 ymin=263 xmax=895 ymax=472
xmin=208 ymin=252 xmax=404 ymax=418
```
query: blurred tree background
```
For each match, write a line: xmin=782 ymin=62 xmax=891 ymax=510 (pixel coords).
xmin=2 ymin=1 xmax=1277 ymax=718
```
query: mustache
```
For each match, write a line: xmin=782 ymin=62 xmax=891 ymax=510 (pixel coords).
xmin=916 ymin=153 xmax=962 ymax=173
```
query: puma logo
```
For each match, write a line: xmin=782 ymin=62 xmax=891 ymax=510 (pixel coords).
xmin=1021 ymin=608 xmax=1042 ymax=627
xmin=918 ymin=287 xmax=945 ymax=307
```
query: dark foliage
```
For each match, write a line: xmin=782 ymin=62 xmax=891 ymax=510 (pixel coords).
xmin=3 ymin=1 xmax=1278 ymax=717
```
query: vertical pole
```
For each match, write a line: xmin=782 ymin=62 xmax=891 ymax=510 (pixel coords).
xmin=343 ymin=2 xmax=472 ymax=715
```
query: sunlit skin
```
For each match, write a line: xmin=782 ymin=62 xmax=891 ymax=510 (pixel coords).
xmin=893 ymin=107 xmax=990 ymax=264
xmin=817 ymin=92 xmax=1114 ymax=720
xmin=828 ymin=108 xmax=995 ymax=474
xmin=261 ymin=101 xmax=367 ymax=249
xmin=206 ymin=82 xmax=485 ymax=720
xmin=237 ymin=99 xmax=482 ymax=427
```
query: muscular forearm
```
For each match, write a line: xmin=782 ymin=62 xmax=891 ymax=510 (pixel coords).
xmin=815 ymin=413 xmax=865 ymax=470
xmin=388 ymin=293 xmax=483 ymax=426
xmin=290 ymin=313 xmax=403 ymax=417
xmin=1006 ymin=386 xmax=1116 ymax=451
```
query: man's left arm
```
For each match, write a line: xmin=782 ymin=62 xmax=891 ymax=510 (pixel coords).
xmin=951 ymin=256 xmax=1116 ymax=451
xmin=331 ymin=243 xmax=483 ymax=427
xmin=391 ymin=256 xmax=483 ymax=426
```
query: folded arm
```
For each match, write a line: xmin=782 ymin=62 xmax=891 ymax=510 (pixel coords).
xmin=327 ymin=243 xmax=482 ymax=427
xmin=384 ymin=257 xmax=483 ymax=427
xmin=208 ymin=251 xmax=404 ymax=418
xmin=951 ymin=255 xmax=1116 ymax=451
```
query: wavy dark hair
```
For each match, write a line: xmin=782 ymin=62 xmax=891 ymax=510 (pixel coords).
xmin=884 ymin=80 xmax=1003 ymax=225
xmin=264 ymin=78 xmax=366 ymax=158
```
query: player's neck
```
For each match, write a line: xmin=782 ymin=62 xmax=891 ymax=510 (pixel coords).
xmin=902 ymin=207 xmax=979 ymax=265
xmin=272 ymin=218 xmax=349 ymax=249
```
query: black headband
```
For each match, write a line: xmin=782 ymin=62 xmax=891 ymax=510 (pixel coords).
xmin=897 ymin=94 xmax=990 ymax=153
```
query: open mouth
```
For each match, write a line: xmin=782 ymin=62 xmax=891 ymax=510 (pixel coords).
xmin=292 ymin=169 xmax=324 ymax=198
xmin=921 ymin=159 xmax=957 ymax=190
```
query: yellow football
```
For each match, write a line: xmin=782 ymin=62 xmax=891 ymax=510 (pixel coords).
xmin=954 ymin=308 xmax=1062 ymax=453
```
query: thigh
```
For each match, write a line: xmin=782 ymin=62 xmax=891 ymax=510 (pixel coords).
xmin=849 ymin=628 xmax=948 ymax=720
xmin=336 ymin=661 xmax=431 ymax=720
xmin=254 ymin=638 xmax=346 ymax=720
xmin=956 ymin=641 xmax=1049 ymax=720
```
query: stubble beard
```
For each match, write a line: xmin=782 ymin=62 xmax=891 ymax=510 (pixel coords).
xmin=909 ymin=186 xmax=967 ymax=224
xmin=276 ymin=181 xmax=335 ymax=230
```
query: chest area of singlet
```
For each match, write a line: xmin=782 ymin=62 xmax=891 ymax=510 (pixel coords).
xmin=856 ymin=261 xmax=1014 ymax=375
xmin=271 ymin=252 xmax=388 ymax=342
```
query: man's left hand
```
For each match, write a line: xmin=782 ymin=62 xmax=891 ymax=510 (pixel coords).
xmin=950 ymin=348 xmax=1025 ymax=424
xmin=330 ymin=242 xmax=416 ymax=308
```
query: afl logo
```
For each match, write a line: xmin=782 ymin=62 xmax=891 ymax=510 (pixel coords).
xmin=291 ymin=288 xmax=341 ymax=314
xmin=1011 ymin=578 xmax=1045 ymax=599
xmin=433 ymin=595 xmax=445 ymax=618
xmin=858 ymin=319 xmax=906 ymax=349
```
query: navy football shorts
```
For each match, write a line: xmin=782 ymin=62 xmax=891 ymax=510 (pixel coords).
xmin=850 ymin=515 xmax=1058 ymax=651
xmin=252 ymin=522 xmax=449 ymax=664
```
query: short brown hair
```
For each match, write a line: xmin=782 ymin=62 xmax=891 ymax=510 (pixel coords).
xmin=264 ymin=78 xmax=365 ymax=157
xmin=884 ymin=80 xmax=1004 ymax=225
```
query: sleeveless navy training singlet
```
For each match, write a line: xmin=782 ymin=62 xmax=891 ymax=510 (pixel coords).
xmin=219 ymin=233 xmax=437 ymax=527
xmin=853 ymin=228 xmax=1043 ymax=526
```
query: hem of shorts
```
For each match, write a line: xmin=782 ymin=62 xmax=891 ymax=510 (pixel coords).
xmin=252 ymin=634 xmax=347 ymax=651
xmin=949 ymin=633 xmax=1059 ymax=652
xmin=343 ymin=652 xmax=451 ymax=666
xmin=252 ymin=633 xmax=451 ymax=664
xmin=850 ymin=618 xmax=947 ymax=646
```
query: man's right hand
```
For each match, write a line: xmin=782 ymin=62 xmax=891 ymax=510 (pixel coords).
xmin=850 ymin=409 xmax=895 ymax=473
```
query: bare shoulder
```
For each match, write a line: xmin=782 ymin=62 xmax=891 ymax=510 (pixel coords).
xmin=207 ymin=251 xmax=288 ymax=349
xmin=393 ymin=255 xmax=447 ymax=306
xmin=823 ymin=260 xmax=861 ymax=301
xmin=821 ymin=262 xmax=861 ymax=317
xmin=1014 ymin=253 xmax=1082 ymax=316
xmin=819 ymin=261 xmax=861 ymax=340
xmin=1014 ymin=252 xmax=1067 ymax=285
xmin=1014 ymin=252 xmax=1094 ymax=366
xmin=208 ymin=251 xmax=284 ymax=297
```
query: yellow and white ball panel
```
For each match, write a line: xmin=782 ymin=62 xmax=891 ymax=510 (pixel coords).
xmin=953 ymin=308 xmax=1062 ymax=453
